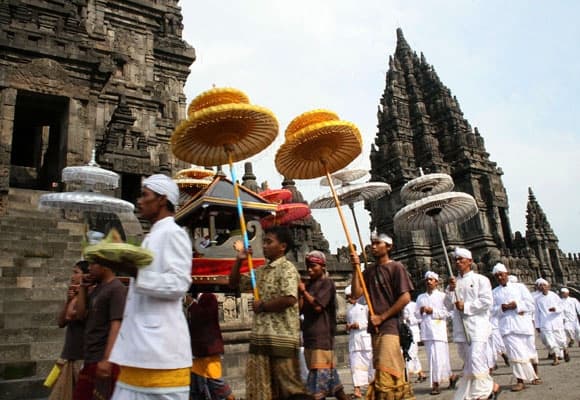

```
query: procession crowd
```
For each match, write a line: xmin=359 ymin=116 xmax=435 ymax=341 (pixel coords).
xmin=46 ymin=174 xmax=580 ymax=400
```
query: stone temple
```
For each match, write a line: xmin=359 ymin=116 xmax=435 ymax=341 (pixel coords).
xmin=368 ymin=28 xmax=580 ymax=287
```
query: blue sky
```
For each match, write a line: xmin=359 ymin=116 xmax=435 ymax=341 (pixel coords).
xmin=179 ymin=1 xmax=580 ymax=253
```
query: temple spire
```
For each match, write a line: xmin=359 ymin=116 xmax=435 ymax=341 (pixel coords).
xmin=526 ymin=187 xmax=556 ymax=239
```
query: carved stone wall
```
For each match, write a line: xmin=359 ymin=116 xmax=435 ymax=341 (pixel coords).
xmin=0 ymin=0 xmax=195 ymax=197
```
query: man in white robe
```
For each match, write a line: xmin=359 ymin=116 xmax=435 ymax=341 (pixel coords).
xmin=402 ymin=300 xmax=426 ymax=383
xmin=345 ymin=285 xmax=374 ymax=398
xmin=560 ymin=288 xmax=580 ymax=347
xmin=445 ymin=247 xmax=499 ymax=400
xmin=415 ymin=271 xmax=455 ymax=395
xmin=491 ymin=263 xmax=539 ymax=392
xmin=532 ymin=279 xmax=551 ymax=358
xmin=110 ymin=174 xmax=193 ymax=400
xmin=534 ymin=278 xmax=569 ymax=365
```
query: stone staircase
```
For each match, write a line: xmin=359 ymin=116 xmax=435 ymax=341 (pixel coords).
xmin=0 ymin=188 xmax=85 ymax=400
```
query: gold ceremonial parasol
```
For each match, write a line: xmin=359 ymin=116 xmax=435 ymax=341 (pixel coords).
xmin=174 ymin=167 xmax=214 ymax=197
xmin=275 ymin=110 xmax=376 ymax=317
xmin=175 ymin=166 xmax=215 ymax=180
xmin=171 ymin=87 xmax=279 ymax=300
xmin=275 ymin=110 xmax=362 ymax=179
xmin=172 ymin=87 xmax=278 ymax=166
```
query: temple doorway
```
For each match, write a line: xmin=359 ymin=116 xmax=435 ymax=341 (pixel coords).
xmin=9 ymin=90 xmax=69 ymax=190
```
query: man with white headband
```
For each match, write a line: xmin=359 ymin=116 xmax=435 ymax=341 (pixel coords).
xmin=415 ymin=271 xmax=456 ymax=395
xmin=531 ymin=278 xmax=551 ymax=358
xmin=110 ymin=174 xmax=193 ymax=400
xmin=559 ymin=288 xmax=580 ymax=348
xmin=491 ymin=263 xmax=540 ymax=391
xmin=350 ymin=231 xmax=415 ymax=400
xmin=534 ymin=278 xmax=569 ymax=365
xmin=445 ymin=247 xmax=499 ymax=400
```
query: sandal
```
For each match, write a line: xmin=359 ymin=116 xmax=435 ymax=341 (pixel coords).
xmin=448 ymin=375 xmax=459 ymax=390
xmin=531 ymin=378 xmax=543 ymax=385
xmin=430 ymin=387 xmax=441 ymax=395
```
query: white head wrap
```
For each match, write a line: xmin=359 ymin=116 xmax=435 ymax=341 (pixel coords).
xmin=561 ymin=287 xmax=569 ymax=294
xmin=453 ymin=247 xmax=472 ymax=260
xmin=143 ymin=174 xmax=179 ymax=207
xmin=492 ymin=263 xmax=508 ymax=274
xmin=370 ymin=231 xmax=393 ymax=245
xmin=344 ymin=285 xmax=352 ymax=296
xmin=424 ymin=271 xmax=439 ymax=281
xmin=536 ymin=278 xmax=549 ymax=286
xmin=508 ymin=275 xmax=518 ymax=283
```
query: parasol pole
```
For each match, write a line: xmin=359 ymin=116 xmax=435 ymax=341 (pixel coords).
xmin=348 ymin=203 xmax=369 ymax=267
xmin=227 ymin=150 xmax=260 ymax=300
xmin=434 ymin=219 xmax=470 ymax=345
xmin=323 ymin=162 xmax=375 ymax=317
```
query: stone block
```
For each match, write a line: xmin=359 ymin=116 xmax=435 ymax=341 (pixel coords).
xmin=0 ymin=344 xmax=30 ymax=361
xmin=0 ymin=361 xmax=36 ymax=379
xmin=0 ymin=377 xmax=49 ymax=400
xmin=30 ymin=340 xmax=61 ymax=360
xmin=15 ymin=276 xmax=32 ymax=288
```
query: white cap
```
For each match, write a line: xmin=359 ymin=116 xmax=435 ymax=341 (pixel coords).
xmin=454 ymin=247 xmax=472 ymax=260
xmin=143 ymin=174 xmax=180 ymax=207
xmin=508 ymin=275 xmax=518 ymax=283
xmin=424 ymin=271 xmax=439 ymax=281
xmin=370 ymin=231 xmax=393 ymax=245
xmin=561 ymin=287 xmax=569 ymax=294
xmin=492 ymin=263 xmax=508 ymax=274
xmin=345 ymin=285 xmax=352 ymax=296
xmin=536 ymin=278 xmax=549 ymax=286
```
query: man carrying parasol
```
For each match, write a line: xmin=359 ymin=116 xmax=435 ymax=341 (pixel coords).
xmin=230 ymin=226 xmax=311 ymax=400
xmin=350 ymin=232 xmax=415 ymax=400
xmin=109 ymin=174 xmax=194 ymax=400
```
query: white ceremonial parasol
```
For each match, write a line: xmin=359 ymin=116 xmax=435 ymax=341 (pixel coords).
xmin=38 ymin=191 xmax=135 ymax=214
xmin=319 ymin=169 xmax=368 ymax=187
xmin=310 ymin=181 xmax=391 ymax=266
xmin=61 ymin=150 xmax=120 ymax=190
xmin=394 ymin=190 xmax=478 ymax=344
xmin=400 ymin=172 xmax=454 ymax=202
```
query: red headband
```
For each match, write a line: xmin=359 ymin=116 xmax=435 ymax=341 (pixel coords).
xmin=306 ymin=255 xmax=325 ymax=266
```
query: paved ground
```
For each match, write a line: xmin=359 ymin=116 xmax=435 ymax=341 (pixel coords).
xmin=337 ymin=340 xmax=580 ymax=400
xmin=34 ymin=340 xmax=580 ymax=399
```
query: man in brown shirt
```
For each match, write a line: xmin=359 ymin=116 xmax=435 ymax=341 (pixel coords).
xmin=351 ymin=232 xmax=415 ymax=400
xmin=73 ymin=258 xmax=126 ymax=400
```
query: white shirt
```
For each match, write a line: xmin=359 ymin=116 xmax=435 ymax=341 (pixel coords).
xmin=415 ymin=289 xmax=449 ymax=342
xmin=534 ymin=291 xmax=564 ymax=331
xmin=561 ymin=296 xmax=580 ymax=325
xmin=445 ymin=270 xmax=493 ymax=342
xmin=346 ymin=299 xmax=372 ymax=352
xmin=110 ymin=216 xmax=193 ymax=369
xmin=492 ymin=282 xmax=535 ymax=336
xmin=403 ymin=301 xmax=421 ymax=343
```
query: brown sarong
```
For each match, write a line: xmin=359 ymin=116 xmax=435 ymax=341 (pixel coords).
xmin=304 ymin=349 xmax=336 ymax=369
xmin=367 ymin=334 xmax=415 ymax=400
